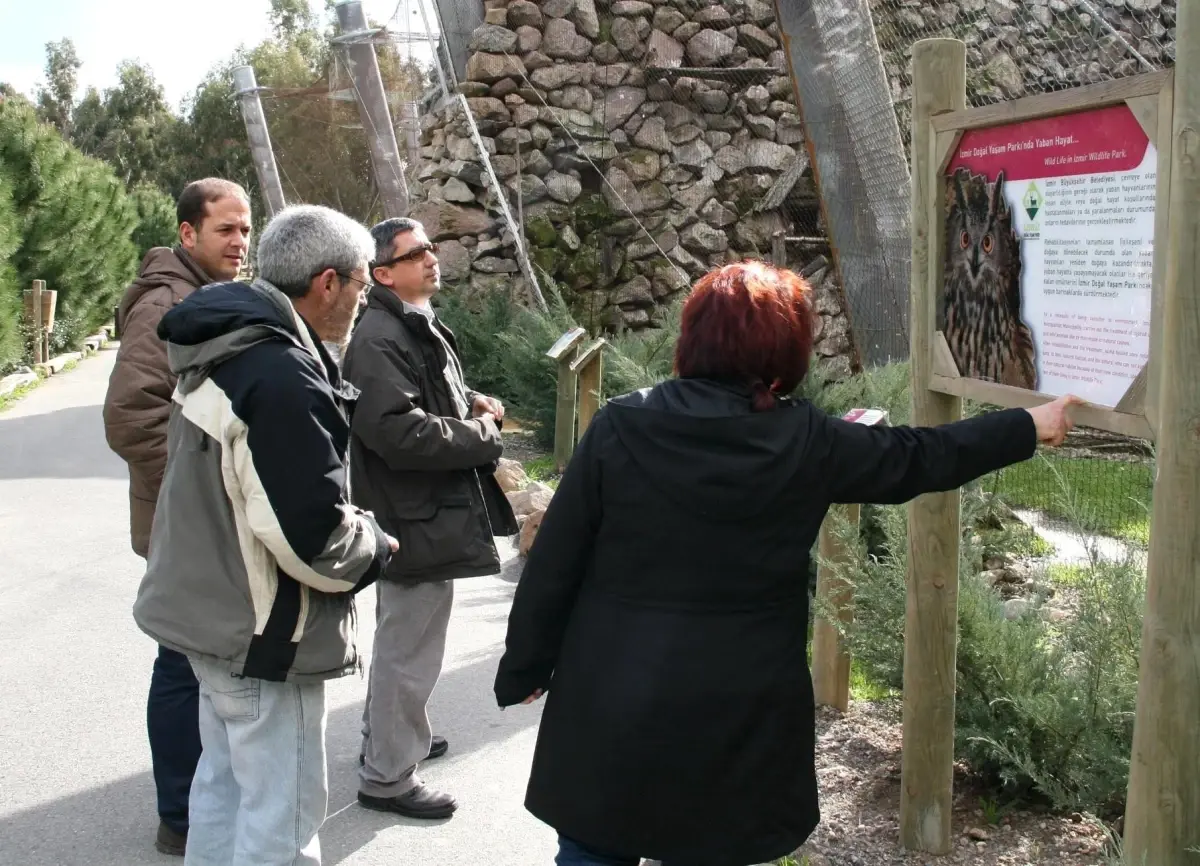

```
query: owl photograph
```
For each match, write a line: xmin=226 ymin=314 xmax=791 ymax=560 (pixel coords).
xmin=941 ymin=168 xmax=1039 ymax=391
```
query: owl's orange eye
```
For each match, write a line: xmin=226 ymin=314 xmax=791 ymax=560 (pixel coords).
xmin=982 ymin=234 xmax=994 ymax=254
xmin=959 ymin=231 xmax=970 ymax=250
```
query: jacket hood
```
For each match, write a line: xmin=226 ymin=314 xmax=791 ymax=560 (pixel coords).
xmin=118 ymin=247 xmax=211 ymax=325
xmin=158 ymin=278 xmax=318 ymax=396
xmin=604 ymin=378 xmax=815 ymax=522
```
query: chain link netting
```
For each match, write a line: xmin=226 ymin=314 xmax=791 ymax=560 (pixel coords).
xmin=247 ymin=0 xmax=1166 ymax=546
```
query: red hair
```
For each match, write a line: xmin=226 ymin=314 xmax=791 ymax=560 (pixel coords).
xmin=673 ymin=261 xmax=815 ymax=411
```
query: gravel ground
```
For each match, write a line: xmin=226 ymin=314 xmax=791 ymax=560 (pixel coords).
xmin=502 ymin=426 xmax=551 ymax=466
xmin=796 ymin=702 xmax=1114 ymax=866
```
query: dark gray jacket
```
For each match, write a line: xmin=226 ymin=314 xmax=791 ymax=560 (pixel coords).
xmin=343 ymin=288 xmax=518 ymax=583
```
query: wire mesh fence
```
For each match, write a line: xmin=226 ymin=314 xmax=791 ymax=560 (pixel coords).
xmin=243 ymin=0 xmax=1166 ymax=546
xmin=408 ymin=0 xmax=869 ymax=379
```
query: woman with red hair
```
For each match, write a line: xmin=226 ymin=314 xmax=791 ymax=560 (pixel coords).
xmin=494 ymin=262 xmax=1079 ymax=866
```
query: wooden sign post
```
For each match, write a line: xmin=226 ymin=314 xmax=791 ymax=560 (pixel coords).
xmin=906 ymin=26 xmax=1187 ymax=859
xmin=1123 ymin=1 xmax=1199 ymax=859
xmin=570 ymin=338 xmax=607 ymax=444
xmin=901 ymin=39 xmax=966 ymax=856
xmin=22 ymin=280 xmax=51 ymax=365
xmin=811 ymin=408 xmax=888 ymax=712
xmin=546 ymin=327 xmax=588 ymax=473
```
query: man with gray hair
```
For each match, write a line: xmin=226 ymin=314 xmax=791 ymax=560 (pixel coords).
xmin=133 ymin=204 xmax=396 ymax=865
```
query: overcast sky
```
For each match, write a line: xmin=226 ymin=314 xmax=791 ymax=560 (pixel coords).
xmin=0 ymin=0 xmax=438 ymax=112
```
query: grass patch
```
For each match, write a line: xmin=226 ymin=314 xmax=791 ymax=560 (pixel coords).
xmin=1045 ymin=563 xmax=1089 ymax=587
xmin=850 ymin=658 xmax=896 ymax=702
xmin=523 ymin=455 xmax=560 ymax=488
xmin=993 ymin=455 xmax=1152 ymax=544
xmin=0 ymin=376 xmax=41 ymax=412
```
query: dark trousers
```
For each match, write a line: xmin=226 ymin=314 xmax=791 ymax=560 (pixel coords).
xmin=147 ymin=645 xmax=202 ymax=834
xmin=556 ymin=836 xmax=689 ymax=866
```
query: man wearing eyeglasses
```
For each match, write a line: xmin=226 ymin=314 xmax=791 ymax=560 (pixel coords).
xmin=342 ymin=217 xmax=517 ymax=820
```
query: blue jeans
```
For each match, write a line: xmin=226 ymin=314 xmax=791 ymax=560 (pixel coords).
xmin=184 ymin=657 xmax=328 ymax=866
xmin=148 ymin=645 xmax=202 ymax=834
xmin=557 ymin=836 xmax=689 ymax=866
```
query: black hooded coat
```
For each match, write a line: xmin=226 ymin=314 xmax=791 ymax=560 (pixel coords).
xmin=494 ymin=378 xmax=1036 ymax=866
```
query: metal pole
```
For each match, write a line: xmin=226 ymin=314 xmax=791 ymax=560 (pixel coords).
xmin=399 ymin=100 xmax=421 ymax=170
xmin=335 ymin=0 xmax=410 ymax=218
xmin=231 ymin=66 xmax=286 ymax=220
xmin=415 ymin=0 xmax=452 ymax=100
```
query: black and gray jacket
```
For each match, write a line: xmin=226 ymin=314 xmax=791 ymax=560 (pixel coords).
xmin=342 ymin=288 xmax=518 ymax=584
xmin=132 ymin=279 xmax=392 ymax=683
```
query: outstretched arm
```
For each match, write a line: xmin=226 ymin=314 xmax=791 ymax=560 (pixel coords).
xmin=823 ymin=396 xmax=1079 ymax=505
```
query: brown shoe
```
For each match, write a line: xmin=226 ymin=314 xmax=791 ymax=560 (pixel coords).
xmin=154 ymin=821 xmax=187 ymax=856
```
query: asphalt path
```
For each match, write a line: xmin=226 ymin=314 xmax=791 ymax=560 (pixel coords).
xmin=0 ymin=347 xmax=557 ymax=865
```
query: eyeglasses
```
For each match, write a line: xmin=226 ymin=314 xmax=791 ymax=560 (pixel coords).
xmin=374 ymin=242 xmax=439 ymax=269
xmin=336 ymin=272 xmax=371 ymax=291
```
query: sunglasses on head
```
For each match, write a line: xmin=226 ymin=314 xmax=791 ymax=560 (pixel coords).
xmin=374 ymin=242 xmax=439 ymax=268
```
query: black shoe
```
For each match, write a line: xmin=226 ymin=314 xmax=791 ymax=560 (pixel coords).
xmin=358 ymin=785 xmax=458 ymax=819
xmin=359 ymin=735 xmax=449 ymax=766
xmin=154 ymin=821 xmax=187 ymax=857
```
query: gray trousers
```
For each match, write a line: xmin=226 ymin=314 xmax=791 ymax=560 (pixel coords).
xmin=359 ymin=579 xmax=454 ymax=798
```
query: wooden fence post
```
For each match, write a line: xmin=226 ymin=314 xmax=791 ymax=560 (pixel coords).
xmin=899 ymin=37 xmax=965 ymax=855
xmin=23 ymin=280 xmax=45 ymax=365
xmin=811 ymin=503 xmax=859 ymax=712
xmin=571 ymin=338 xmax=607 ymax=443
xmin=1122 ymin=1 xmax=1200 ymax=860
xmin=546 ymin=327 xmax=587 ymax=473
xmin=812 ymin=408 xmax=888 ymax=711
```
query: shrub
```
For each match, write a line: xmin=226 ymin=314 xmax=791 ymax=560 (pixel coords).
xmin=437 ymin=282 xmax=680 ymax=447
xmin=0 ymin=165 xmax=21 ymax=372
xmin=815 ymin=363 xmax=1147 ymax=817
xmin=130 ymin=182 xmax=178 ymax=259
xmin=0 ymin=97 xmax=139 ymax=350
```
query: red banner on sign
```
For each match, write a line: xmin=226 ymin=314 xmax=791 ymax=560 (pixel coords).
xmin=947 ymin=104 xmax=1149 ymax=181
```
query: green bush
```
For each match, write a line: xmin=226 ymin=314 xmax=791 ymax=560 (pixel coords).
xmin=437 ymin=283 xmax=681 ymax=447
xmin=0 ymin=97 xmax=139 ymax=351
xmin=814 ymin=363 xmax=1148 ymax=818
xmin=0 ymin=165 xmax=22 ymax=372
xmin=130 ymin=182 xmax=178 ymax=259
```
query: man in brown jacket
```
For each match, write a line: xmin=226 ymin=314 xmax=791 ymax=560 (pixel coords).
xmin=102 ymin=177 xmax=251 ymax=857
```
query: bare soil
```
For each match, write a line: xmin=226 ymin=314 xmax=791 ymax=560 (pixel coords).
xmin=795 ymin=702 xmax=1113 ymax=866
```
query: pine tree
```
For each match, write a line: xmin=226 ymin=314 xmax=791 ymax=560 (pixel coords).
xmin=0 ymin=164 xmax=22 ymax=371
xmin=0 ymin=97 xmax=139 ymax=349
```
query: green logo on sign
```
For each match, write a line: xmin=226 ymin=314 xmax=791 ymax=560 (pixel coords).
xmin=1023 ymin=182 xmax=1042 ymax=221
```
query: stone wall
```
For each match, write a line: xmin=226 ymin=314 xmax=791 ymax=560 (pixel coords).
xmin=414 ymin=0 xmax=857 ymax=373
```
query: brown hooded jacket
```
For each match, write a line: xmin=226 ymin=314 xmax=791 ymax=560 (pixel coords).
xmin=103 ymin=247 xmax=212 ymax=557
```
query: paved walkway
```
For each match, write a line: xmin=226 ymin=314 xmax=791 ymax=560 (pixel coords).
xmin=0 ymin=347 xmax=556 ymax=865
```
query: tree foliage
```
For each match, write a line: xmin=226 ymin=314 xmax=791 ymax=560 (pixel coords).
xmin=130 ymin=182 xmax=179 ymax=259
xmin=0 ymin=164 xmax=22 ymax=371
xmin=0 ymin=96 xmax=139 ymax=358
xmin=71 ymin=60 xmax=182 ymax=191
xmin=35 ymin=38 xmax=81 ymax=138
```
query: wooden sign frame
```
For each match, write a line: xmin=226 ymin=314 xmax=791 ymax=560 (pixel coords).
xmin=921 ymin=69 xmax=1174 ymax=442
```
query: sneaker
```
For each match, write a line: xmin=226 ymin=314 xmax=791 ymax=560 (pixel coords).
xmin=358 ymin=785 xmax=458 ymax=820
xmin=359 ymin=735 xmax=448 ymax=766
xmin=154 ymin=821 xmax=187 ymax=857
